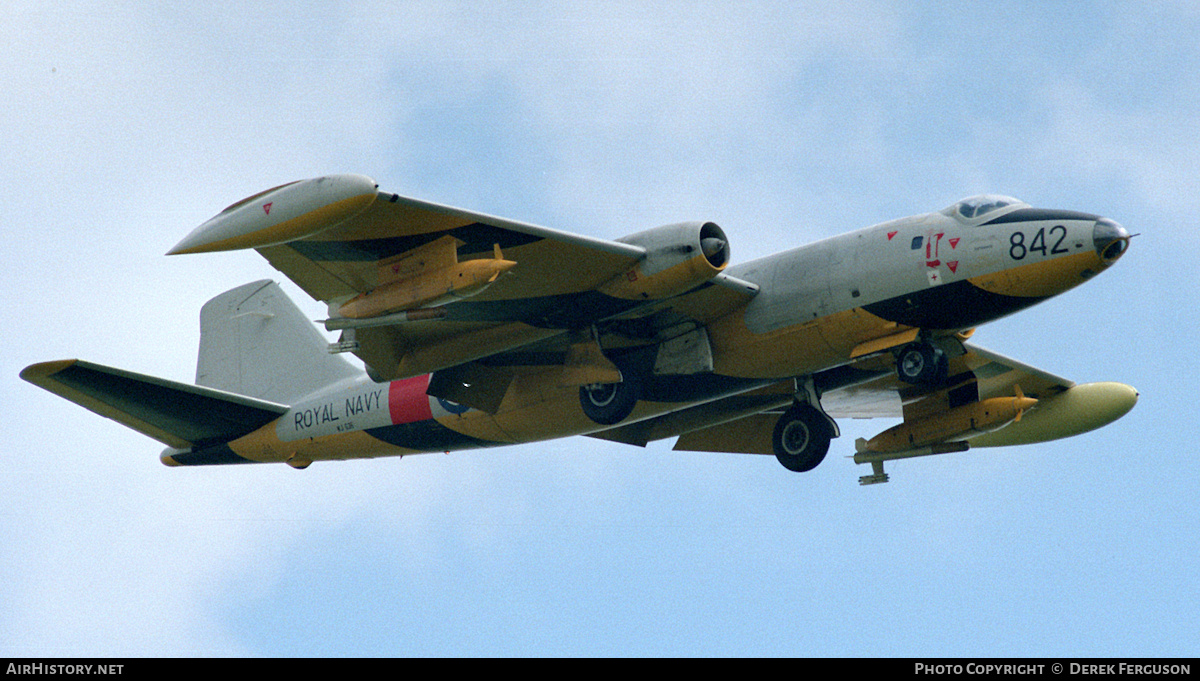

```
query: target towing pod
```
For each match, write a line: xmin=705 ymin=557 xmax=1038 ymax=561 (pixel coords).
xmin=852 ymin=386 xmax=1038 ymax=485
xmin=23 ymin=179 xmax=1138 ymax=484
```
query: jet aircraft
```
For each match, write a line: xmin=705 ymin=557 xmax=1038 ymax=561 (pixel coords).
xmin=21 ymin=175 xmax=1138 ymax=484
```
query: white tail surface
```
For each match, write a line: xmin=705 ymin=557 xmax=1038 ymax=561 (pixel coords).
xmin=196 ymin=280 xmax=360 ymax=404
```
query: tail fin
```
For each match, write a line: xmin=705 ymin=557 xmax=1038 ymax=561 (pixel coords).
xmin=196 ymin=280 xmax=360 ymax=403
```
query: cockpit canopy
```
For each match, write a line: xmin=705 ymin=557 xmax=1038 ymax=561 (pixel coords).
xmin=942 ymin=194 xmax=1027 ymax=221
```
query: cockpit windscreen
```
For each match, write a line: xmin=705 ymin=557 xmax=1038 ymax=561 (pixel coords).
xmin=945 ymin=195 xmax=1026 ymax=220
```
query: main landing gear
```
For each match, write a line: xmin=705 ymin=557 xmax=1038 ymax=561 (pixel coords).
xmin=579 ymin=377 xmax=640 ymax=425
xmin=773 ymin=377 xmax=840 ymax=473
xmin=773 ymin=404 xmax=834 ymax=472
xmin=896 ymin=341 xmax=949 ymax=386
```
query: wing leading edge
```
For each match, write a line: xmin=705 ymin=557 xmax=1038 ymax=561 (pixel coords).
xmin=254 ymin=188 xmax=647 ymax=305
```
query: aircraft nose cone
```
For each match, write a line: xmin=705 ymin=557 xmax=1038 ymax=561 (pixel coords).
xmin=1093 ymin=218 xmax=1130 ymax=262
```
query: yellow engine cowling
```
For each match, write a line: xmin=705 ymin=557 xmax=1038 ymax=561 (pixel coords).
xmin=599 ymin=221 xmax=730 ymax=301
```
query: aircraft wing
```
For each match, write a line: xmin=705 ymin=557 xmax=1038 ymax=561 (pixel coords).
xmin=253 ymin=190 xmax=644 ymax=309
xmin=666 ymin=342 xmax=1077 ymax=455
xmin=818 ymin=342 xmax=1075 ymax=420
xmin=172 ymin=175 xmax=757 ymax=381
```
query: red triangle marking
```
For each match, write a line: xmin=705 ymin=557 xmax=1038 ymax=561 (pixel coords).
xmin=947 ymin=261 xmax=959 ymax=273
xmin=949 ymin=237 xmax=960 ymax=249
xmin=263 ymin=202 xmax=273 ymax=215
xmin=887 ymin=231 xmax=898 ymax=241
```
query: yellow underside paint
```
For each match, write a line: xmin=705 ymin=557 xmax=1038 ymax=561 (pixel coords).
xmin=969 ymin=250 xmax=1106 ymax=298
xmin=673 ymin=413 xmax=779 ymax=455
xmin=209 ymin=245 xmax=1125 ymax=464
xmin=377 ymin=234 xmax=462 ymax=282
xmin=561 ymin=340 xmax=623 ymax=386
xmin=709 ymin=311 xmax=830 ymax=378
xmin=708 ymin=306 xmax=907 ymax=379
xmin=490 ymin=368 xmax=623 ymax=442
xmin=227 ymin=421 xmax=426 ymax=465
xmin=598 ymin=252 xmax=722 ymax=301
xmin=850 ymin=326 xmax=920 ymax=359
xmin=394 ymin=323 xmax=561 ymax=379
xmin=226 ymin=422 xmax=293 ymax=463
xmin=170 ymin=192 xmax=377 ymax=254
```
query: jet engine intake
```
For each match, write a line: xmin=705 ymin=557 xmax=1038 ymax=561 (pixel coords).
xmin=600 ymin=221 xmax=730 ymax=301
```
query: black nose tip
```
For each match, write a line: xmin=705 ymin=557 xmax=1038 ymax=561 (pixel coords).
xmin=1093 ymin=218 xmax=1130 ymax=262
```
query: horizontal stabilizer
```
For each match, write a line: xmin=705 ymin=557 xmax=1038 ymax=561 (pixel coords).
xmin=21 ymin=359 xmax=288 ymax=449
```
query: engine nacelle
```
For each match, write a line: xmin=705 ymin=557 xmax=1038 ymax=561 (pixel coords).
xmin=599 ymin=221 xmax=730 ymax=301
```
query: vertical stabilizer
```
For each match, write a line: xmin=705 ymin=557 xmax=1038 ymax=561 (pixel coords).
xmin=196 ymin=280 xmax=360 ymax=403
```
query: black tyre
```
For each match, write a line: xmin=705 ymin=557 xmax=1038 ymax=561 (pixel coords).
xmin=772 ymin=404 xmax=832 ymax=472
xmin=580 ymin=378 xmax=639 ymax=425
xmin=897 ymin=342 xmax=947 ymax=385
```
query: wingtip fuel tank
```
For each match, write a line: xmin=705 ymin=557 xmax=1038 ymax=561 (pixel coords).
xmin=168 ymin=174 xmax=378 ymax=255
xmin=968 ymin=382 xmax=1138 ymax=448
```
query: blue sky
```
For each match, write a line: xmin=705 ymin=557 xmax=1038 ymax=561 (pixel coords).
xmin=2 ymin=1 xmax=1197 ymax=657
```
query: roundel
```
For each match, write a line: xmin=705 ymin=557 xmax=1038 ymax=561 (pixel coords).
xmin=437 ymin=397 xmax=470 ymax=415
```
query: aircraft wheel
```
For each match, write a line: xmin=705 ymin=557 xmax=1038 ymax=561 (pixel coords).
xmin=772 ymin=405 xmax=831 ymax=473
xmin=580 ymin=378 xmax=639 ymax=425
xmin=897 ymin=342 xmax=947 ymax=385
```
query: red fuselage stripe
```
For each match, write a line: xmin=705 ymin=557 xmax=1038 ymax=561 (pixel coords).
xmin=389 ymin=375 xmax=433 ymax=424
